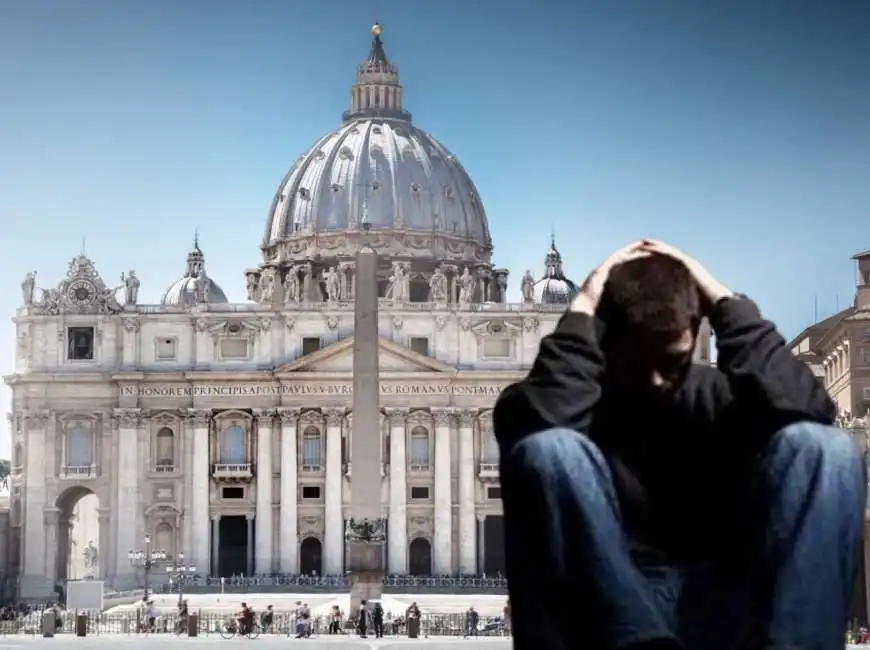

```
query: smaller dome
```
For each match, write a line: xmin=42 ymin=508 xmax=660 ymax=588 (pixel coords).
xmin=161 ymin=239 xmax=228 ymax=307
xmin=533 ymin=236 xmax=578 ymax=305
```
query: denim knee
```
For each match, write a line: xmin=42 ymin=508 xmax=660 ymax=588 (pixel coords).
xmin=507 ymin=427 xmax=604 ymax=476
xmin=771 ymin=421 xmax=864 ymax=469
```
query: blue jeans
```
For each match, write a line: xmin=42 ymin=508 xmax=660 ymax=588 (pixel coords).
xmin=501 ymin=423 xmax=867 ymax=650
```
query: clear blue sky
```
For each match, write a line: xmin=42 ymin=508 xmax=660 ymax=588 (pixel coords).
xmin=2 ymin=0 xmax=869 ymax=454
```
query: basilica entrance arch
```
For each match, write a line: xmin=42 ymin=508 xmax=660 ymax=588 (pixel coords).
xmin=408 ymin=538 xmax=431 ymax=575
xmin=299 ymin=537 xmax=322 ymax=575
xmin=55 ymin=486 xmax=101 ymax=588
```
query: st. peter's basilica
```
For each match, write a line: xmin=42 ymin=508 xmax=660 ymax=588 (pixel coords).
xmin=3 ymin=24 xmax=709 ymax=600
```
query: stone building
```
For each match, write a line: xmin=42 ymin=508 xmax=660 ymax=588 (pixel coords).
xmin=789 ymin=249 xmax=870 ymax=625
xmin=2 ymin=24 xmax=710 ymax=601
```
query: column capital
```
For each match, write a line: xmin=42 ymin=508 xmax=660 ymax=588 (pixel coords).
xmin=384 ymin=408 xmax=409 ymax=426
xmin=277 ymin=407 xmax=301 ymax=426
xmin=430 ymin=407 xmax=456 ymax=428
xmin=112 ymin=408 xmax=142 ymax=429
xmin=459 ymin=408 xmax=479 ymax=427
xmin=22 ymin=410 xmax=52 ymax=429
xmin=211 ymin=513 xmax=222 ymax=522
xmin=322 ymin=408 xmax=346 ymax=427
xmin=253 ymin=408 xmax=277 ymax=423
xmin=186 ymin=409 xmax=212 ymax=427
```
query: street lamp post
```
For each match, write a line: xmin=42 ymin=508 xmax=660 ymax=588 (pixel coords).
xmin=127 ymin=536 xmax=168 ymax=601
xmin=166 ymin=553 xmax=197 ymax=605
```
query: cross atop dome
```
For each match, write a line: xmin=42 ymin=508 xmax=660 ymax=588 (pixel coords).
xmin=367 ymin=23 xmax=389 ymax=67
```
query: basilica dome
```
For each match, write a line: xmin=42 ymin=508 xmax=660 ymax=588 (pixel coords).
xmin=533 ymin=237 xmax=579 ymax=305
xmin=161 ymin=240 xmax=228 ymax=307
xmin=263 ymin=119 xmax=490 ymax=246
xmin=258 ymin=24 xmax=492 ymax=275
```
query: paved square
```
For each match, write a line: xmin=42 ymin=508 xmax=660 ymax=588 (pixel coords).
xmin=0 ymin=637 xmax=511 ymax=649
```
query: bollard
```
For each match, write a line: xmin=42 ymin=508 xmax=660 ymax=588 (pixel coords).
xmin=120 ymin=619 xmax=130 ymax=634
xmin=41 ymin=612 xmax=55 ymax=638
xmin=76 ymin=614 xmax=87 ymax=637
xmin=188 ymin=614 xmax=199 ymax=637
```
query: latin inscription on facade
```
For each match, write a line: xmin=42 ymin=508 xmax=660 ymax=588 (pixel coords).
xmin=121 ymin=382 xmax=509 ymax=399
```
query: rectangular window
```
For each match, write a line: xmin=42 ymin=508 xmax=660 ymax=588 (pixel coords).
xmin=155 ymin=337 xmax=177 ymax=360
xmin=66 ymin=425 xmax=93 ymax=467
xmin=67 ymin=327 xmax=95 ymax=361
xmin=410 ymin=337 xmax=429 ymax=356
xmin=408 ymin=430 xmax=430 ymax=471
xmin=486 ymin=486 xmax=502 ymax=500
xmin=221 ymin=486 xmax=244 ymax=500
xmin=864 ymin=387 xmax=870 ymax=401
xmin=301 ymin=485 xmax=321 ymax=500
xmin=860 ymin=347 xmax=870 ymax=365
xmin=301 ymin=429 xmax=323 ymax=470
xmin=410 ymin=486 xmax=430 ymax=500
xmin=302 ymin=337 xmax=321 ymax=356
xmin=481 ymin=338 xmax=512 ymax=359
xmin=219 ymin=338 xmax=249 ymax=359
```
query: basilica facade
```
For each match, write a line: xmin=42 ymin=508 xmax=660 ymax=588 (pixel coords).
xmin=3 ymin=24 xmax=599 ymax=600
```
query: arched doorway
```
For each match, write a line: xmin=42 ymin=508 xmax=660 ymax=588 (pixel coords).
xmin=299 ymin=537 xmax=322 ymax=575
xmin=408 ymin=538 xmax=431 ymax=576
xmin=56 ymin=487 xmax=100 ymax=588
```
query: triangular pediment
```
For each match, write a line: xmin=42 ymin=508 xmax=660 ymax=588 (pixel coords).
xmin=275 ymin=338 xmax=456 ymax=374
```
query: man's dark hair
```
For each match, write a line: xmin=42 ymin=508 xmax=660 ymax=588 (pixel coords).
xmin=598 ymin=253 xmax=701 ymax=339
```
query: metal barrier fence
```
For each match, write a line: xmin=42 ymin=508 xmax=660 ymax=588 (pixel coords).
xmin=0 ymin=611 xmax=510 ymax=637
xmin=153 ymin=574 xmax=508 ymax=591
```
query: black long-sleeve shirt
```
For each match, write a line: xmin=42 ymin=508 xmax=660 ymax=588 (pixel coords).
xmin=495 ymin=296 xmax=835 ymax=562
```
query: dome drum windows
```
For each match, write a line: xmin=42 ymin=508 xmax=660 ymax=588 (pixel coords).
xmin=338 ymin=147 xmax=354 ymax=161
xmin=298 ymin=188 xmax=311 ymax=200
xmin=212 ymin=412 xmax=253 ymax=480
xmin=369 ymin=145 xmax=383 ymax=158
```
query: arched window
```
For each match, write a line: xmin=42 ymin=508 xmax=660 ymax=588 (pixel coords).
xmin=301 ymin=426 xmax=322 ymax=471
xmin=482 ymin=427 xmax=499 ymax=463
xmin=409 ymin=426 xmax=429 ymax=471
xmin=222 ymin=425 xmax=246 ymax=464
xmin=67 ymin=426 xmax=92 ymax=467
xmin=155 ymin=428 xmax=175 ymax=468
xmin=154 ymin=521 xmax=174 ymax=558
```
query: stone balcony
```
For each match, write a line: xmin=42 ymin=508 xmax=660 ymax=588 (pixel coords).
xmin=343 ymin=462 xmax=387 ymax=478
xmin=478 ymin=462 xmax=499 ymax=482
xmin=212 ymin=463 xmax=253 ymax=481
xmin=60 ymin=464 xmax=98 ymax=480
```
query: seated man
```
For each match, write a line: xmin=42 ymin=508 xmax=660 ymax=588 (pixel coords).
xmin=495 ymin=240 xmax=866 ymax=650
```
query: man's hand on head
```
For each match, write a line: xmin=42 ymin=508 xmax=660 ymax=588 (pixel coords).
xmin=640 ymin=240 xmax=734 ymax=308
xmin=570 ymin=241 xmax=651 ymax=315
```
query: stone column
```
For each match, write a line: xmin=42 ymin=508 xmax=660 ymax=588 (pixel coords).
xmin=323 ymin=409 xmax=345 ymax=575
xmin=211 ymin=515 xmax=221 ymax=576
xmin=254 ymin=409 xmax=274 ymax=574
xmin=97 ymin=508 xmax=112 ymax=580
xmin=458 ymin=409 xmax=477 ymax=574
xmin=114 ymin=409 xmax=140 ymax=579
xmin=246 ymin=516 xmax=254 ymax=575
xmin=279 ymin=408 xmax=300 ymax=574
xmin=44 ymin=508 xmax=60 ymax=586
xmin=189 ymin=410 xmax=211 ymax=572
xmin=181 ymin=418 xmax=194 ymax=562
xmin=21 ymin=412 xmax=49 ymax=596
xmin=386 ymin=409 xmax=408 ymax=574
xmin=477 ymin=514 xmax=486 ymax=573
xmin=431 ymin=408 xmax=454 ymax=575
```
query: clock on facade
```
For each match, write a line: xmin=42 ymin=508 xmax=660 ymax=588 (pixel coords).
xmin=68 ymin=280 xmax=96 ymax=305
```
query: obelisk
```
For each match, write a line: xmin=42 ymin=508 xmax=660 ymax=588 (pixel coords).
xmin=346 ymin=214 xmax=386 ymax=613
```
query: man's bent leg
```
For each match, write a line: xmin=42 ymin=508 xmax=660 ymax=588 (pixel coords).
xmin=764 ymin=422 xmax=866 ymax=650
xmin=501 ymin=428 xmax=678 ymax=649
